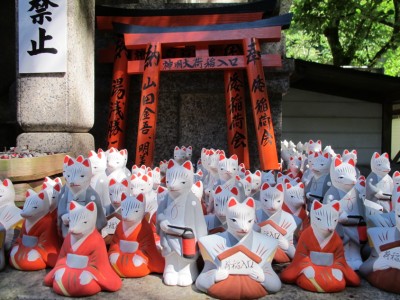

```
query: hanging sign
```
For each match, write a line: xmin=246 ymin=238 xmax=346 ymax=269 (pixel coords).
xmin=18 ymin=0 xmax=67 ymax=73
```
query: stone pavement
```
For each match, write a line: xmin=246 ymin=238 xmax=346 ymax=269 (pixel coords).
xmin=0 ymin=265 xmax=399 ymax=300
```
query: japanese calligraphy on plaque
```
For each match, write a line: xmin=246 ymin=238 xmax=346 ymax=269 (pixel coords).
xmin=19 ymin=0 xmax=67 ymax=73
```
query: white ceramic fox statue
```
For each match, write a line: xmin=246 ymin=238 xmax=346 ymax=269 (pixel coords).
xmin=0 ymin=179 xmax=23 ymax=270
xmin=366 ymin=152 xmax=393 ymax=212
xmin=58 ymin=155 xmax=107 ymax=238
xmin=304 ymin=151 xmax=332 ymax=210
xmin=106 ymin=147 xmax=131 ymax=180
xmin=359 ymin=197 xmax=400 ymax=294
xmin=88 ymin=149 xmax=113 ymax=215
xmin=196 ymin=197 xmax=281 ymax=299
xmin=44 ymin=201 xmax=122 ymax=296
xmin=156 ymin=159 xmax=207 ymax=286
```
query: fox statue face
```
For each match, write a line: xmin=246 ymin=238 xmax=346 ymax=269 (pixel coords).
xmin=109 ymin=178 xmax=130 ymax=209
xmin=173 ymin=146 xmax=187 ymax=165
xmin=130 ymin=173 xmax=153 ymax=197
xmin=310 ymin=200 xmax=340 ymax=239
xmin=63 ymin=155 xmax=92 ymax=195
xmin=330 ymin=157 xmax=357 ymax=192
xmin=226 ymin=197 xmax=256 ymax=239
xmin=284 ymin=182 xmax=305 ymax=210
xmin=166 ymin=160 xmax=194 ymax=200
xmin=307 ymin=139 xmax=322 ymax=153
xmin=88 ymin=150 xmax=107 ymax=175
xmin=107 ymin=148 xmax=128 ymax=173
xmin=342 ymin=149 xmax=358 ymax=165
xmin=120 ymin=193 xmax=145 ymax=224
xmin=0 ymin=179 xmax=15 ymax=208
xmin=21 ymin=190 xmax=50 ymax=219
xmin=213 ymin=186 xmax=239 ymax=218
xmin=260 ymin=183 xmax=284 ymax=216
xmin=310 ymin=152 xmax=331 ymax=176
xmin=371 ymin=152 xmax=391 ymax=177
xmin=218 ymin=154 xmax=238 ymax=182
xmin=68 ymin=201 xmax=97 ymax=236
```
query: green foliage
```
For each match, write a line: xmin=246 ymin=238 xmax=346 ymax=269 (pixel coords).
xmin=286 ymin=0 xmax=400 ymax=76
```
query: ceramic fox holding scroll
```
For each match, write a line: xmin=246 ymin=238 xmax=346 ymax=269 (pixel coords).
xmin=366 ymin=152 xmax=393 ymax=212
xmin=9 ymin=190 xmax=60 ymax=270
xmin=196 ymin=197 xmax=281 ymax=300
xmin=0 ymin=179 xmax=23 ymax=271
xmin=256 ymin=183 xmax=298 ymax=263
xmin=359 ymin=197 xmax=400 ymax=294
xmin=44 ymin=201 xmax=122 ymax=297
xmin=280 ymin=200 xmax=360 ymax=293
xmin=58 ymin=155 xmax=107 ymax=238
xmin=156 ymin=159 xmax=207 ymax=286
xmin=108 ymin=193 xmax=164 ymax=277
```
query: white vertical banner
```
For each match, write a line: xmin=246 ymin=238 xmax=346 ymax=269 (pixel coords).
xmin=18 ymin=0 xmax=67 ymax=73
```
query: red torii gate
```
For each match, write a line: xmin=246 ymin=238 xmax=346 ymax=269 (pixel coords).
xmin=99 ymin=9 xmax=291 ymax=170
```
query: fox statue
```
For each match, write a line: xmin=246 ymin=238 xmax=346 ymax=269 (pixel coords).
xmin=108 ymin=193 xmax=164 ymax=277
xmin=44 ymin=201 xmax=122 ymax=297
xmin=196 ymin=197 xmax=281 ymax=299
xmin=9 ymin=190 xmax=60 ymax=270
xmin=156 ymin=159 xmax=207 ymax=286
xmin=0 ymin=179 xmax=23 ymax=271
xmin=280 ymin=200 xmax=360 ymax=292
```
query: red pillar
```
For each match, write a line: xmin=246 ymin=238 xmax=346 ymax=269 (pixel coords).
xmin=224 ymin=70 xmax=250 ymax=169
xmin=243 ymin=37 xmax=279 ymax=170
xmin=135 ymin=42 xmax=161 ymax=167
xmin=107 ymin=35 xmax=130 ymax=149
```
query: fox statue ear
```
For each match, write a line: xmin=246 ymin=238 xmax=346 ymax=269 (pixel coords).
xmin=347 ymin=158 xmax=355 ymax=167
xmin=70 ymin=201 xmax=77 ymax=211
xmin=245 ymin=197 xmax=255 ymax=208
xmin=228 ymin=197 xmax=238 ymax=207
xmin=331 ymin=201 xmax=340 ymax=212
xmin=182 ymin=161 xmax=192 ymax=171
xmin=121 ymin=193 xmax=127 ymax=201
xmin=231 ymin=187 xmax=239 ymax=196
xmin=276 ymin=183 xmax=283 ymax=192
xmin=215 ymin=186 xmax=223 ymax=194
xmin=136 ymin=194 xmax=144 ymax=203
xmin=86 ymin=202 xmax=95 ymax=212
xmin=312 ymin=200 xmax=323 ymax=210
xmin=168 ymin=160 xmax=175 ymax=169
xmin=261 ymin=182 xmax=269 ymax=190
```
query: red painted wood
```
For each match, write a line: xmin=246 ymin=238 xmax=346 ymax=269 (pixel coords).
xmin=107 ymin=36 xmax=129 ymax=149
xmin=224 ymin=70 xmax=250 ymax=169
xmin=243 ymin=37 xmax=279 ymax=170
xmin=135 ymin=42 xmax=161 ymax=167
xmin=126 ymin=54 xmax=282 ymax=74
xmin=96 ymin=12 xmax=264 ymax=31
xmin=124 ymin=27 xmax=281 ymax=49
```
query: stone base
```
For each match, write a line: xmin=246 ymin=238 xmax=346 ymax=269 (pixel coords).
xmin=17 ymin=133 xmax=94 ymax=156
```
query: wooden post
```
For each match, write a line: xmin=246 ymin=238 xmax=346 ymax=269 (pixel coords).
xmin=107 ymin=35 xmax=130 ymax=149
xmin=243 ymin=37 xmax=279 ymax=170
xmin=135 ymin=42 xmax=161 ymax=167
xmin=224 ymin=70 xmax=250 ymax=169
